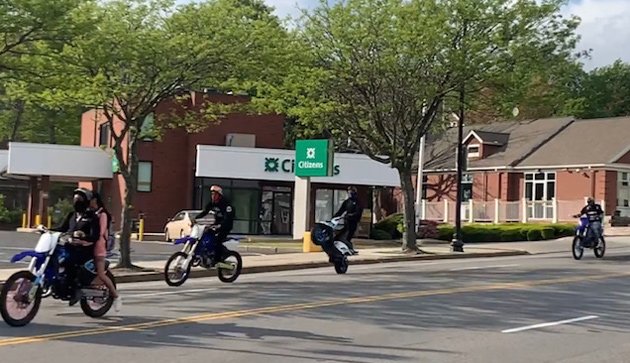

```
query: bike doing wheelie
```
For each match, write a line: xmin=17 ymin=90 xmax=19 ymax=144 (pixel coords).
xmin=572 ymin=214 xmax=606 ymax=260
xmin=0 ymin=226 xmax=117 ymax=327
xmin=311 ymin=214 xmax=353 ymax=274
xmin=164 ymin=222 xmax=243 ymax=286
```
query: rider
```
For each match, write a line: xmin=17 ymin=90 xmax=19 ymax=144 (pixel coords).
xmin=576 ymin=197 xmax=605 ymax=246
xmin=191 ymin=185 xmax=235 ymax=266
xmin=50 ymin=188 xmax=101 ymax=305
xmin=333 ymin=186 xmax=362 ymax=255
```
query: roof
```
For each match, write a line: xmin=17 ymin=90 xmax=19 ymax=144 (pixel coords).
xmin=419 ymin=117 xmax=574 ymax=171
xmin=518 ymin=116 xmax=630 ymax=167
xmin=466 ymin=130 xmax=510 ymax=146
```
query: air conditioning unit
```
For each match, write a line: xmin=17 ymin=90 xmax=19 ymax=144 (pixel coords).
xmin=226 ymin=133 xmax=256 ymax=147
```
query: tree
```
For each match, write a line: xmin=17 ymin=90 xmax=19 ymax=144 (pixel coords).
xmin=34 ymin=0 xmax=288 ymax=268
xmin=0 ymin=0 xmax=89 ymax=74
xmin=253 ymin=0 xmax=583 ymax=252
xmin=576 ymin=60 xmax=630 ymax=119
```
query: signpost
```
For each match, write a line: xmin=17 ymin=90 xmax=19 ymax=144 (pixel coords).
xmin=292 ymin=139 xmax=334 ymax=241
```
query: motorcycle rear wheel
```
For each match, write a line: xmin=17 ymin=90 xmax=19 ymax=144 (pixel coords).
xmin=80 ymin=270 xmax=116 ymax=318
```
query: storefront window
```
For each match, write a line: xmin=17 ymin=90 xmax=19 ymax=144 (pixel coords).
xmin=315 ymin=188 xmax=349 ymax=223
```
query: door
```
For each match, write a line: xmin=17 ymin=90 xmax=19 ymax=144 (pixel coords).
xmin=272 ymin=192 xmax=292 ymax=235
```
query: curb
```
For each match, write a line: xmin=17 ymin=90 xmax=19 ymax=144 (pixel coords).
xmin=0 ymin=250 xmax=529 ymax=287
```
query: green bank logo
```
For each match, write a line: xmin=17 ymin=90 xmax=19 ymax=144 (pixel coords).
xmin=264 ymin=157 xmax=279 ymax=172
xmin=264 ymin=157 xmax=340 ymax=175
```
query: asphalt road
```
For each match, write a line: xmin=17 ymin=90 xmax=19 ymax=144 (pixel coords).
xmin=2 ymin=239 xmax=630 ymax=362
xmin=0 ymin=231 xmax=264 ymax=269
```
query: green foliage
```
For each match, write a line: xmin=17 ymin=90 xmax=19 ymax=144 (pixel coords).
xmin=47 ymin=198 xmax=74 ymax=225
xmin=435 ymin=223 xmax=573 ymax=242
xmin=0 ymin=194 xmax=11 ymax=223
xmin=369 ymin=228 xmax=393 ymax=240
xmin=374 ymin=214 xmax=403 ymax=239
xmin=254 ymin=0 xmax=583 ymax=250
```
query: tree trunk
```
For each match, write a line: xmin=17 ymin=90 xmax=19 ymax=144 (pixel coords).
xmin=373 ymin=188 xmax=383 ymax=222
xmin=116 ymin=131 xmax=139 ymax=269
xmin=398 ymin=169 xmax=418 ymax=252
xmin=9 ymin=100 xmax=25 ymax=141
xmin=118 ymin=184 xmax=135 ymax=268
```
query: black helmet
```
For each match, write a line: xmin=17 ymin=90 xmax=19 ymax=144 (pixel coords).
xmin=73 ymin=188 xmax=93 ymax=202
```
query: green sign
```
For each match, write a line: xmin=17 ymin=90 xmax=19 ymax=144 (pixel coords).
xmin=295 ymin=139 xmax=334 ymax=177
xmin=265 ymin=157 xmax=340 ymax=176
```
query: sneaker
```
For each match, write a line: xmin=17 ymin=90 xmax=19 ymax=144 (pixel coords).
xmin=113 ymin=296 xmax=122 ymax=313
xmin=69 ymin=291 xmax=81 ymax=306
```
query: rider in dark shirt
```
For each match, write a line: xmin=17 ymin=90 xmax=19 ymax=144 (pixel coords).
xmin=333 ymin=186 xmax=363 ymax=255
xmin=50 ymin=188 xmax=100 ymax=305
xmin=576 ymin=197 xmax=605 ymax=245
xmin=191 ymin=185 xmax=235 ymax=266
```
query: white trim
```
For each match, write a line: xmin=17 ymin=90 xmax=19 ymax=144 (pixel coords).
xmin=462 ymin=130 xmax=483 ymax=145
xmin=608 ymin=144 xmax=630 ymax=164
xmin=466 ymin=144 xmax=480 ymax=158
xmin=423 ymin=163 xmax=630 ymax=174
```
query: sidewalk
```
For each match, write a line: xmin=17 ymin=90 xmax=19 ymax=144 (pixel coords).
xmin=0 ymin=245 xmax=527 ymax=286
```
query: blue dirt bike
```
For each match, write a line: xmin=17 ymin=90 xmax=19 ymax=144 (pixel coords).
xmin=572 ymin=214 xmax=606 ymax=260
xmin=0 ymin=226 xmax=116 ymax=327
xmin=164 ymin=223 xmax=243 ymax=286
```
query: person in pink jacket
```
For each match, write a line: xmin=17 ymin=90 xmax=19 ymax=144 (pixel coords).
xmin=89 ymin=192 xmax=122 ymax=312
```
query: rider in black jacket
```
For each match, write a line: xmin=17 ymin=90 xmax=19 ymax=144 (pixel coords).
xmin=50 ymin=188 xmax=100 ymax=305
xmin=576 ymin=197 xmax=605 ymax=246
xmin=333 ymin=186 xmax=363 ymax=255
xmin=192 ymin=185 xmax=235 ymax=266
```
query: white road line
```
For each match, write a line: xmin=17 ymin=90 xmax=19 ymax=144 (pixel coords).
xmin=502 ymin=315 xmax=599 ymax=333
xmin=450 ymin=264 xmax=519 ymax=271
xmin=125 ymin=288 xmax=217 ymax=299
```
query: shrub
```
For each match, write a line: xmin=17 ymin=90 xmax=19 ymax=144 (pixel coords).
xmin=417 ymin=220 xmax=439 ymax=239
xmin=540 ymin=227 xmax=555 ymax=240
xmin=526 ymin=228 xmax=543 ymax=241
xmin=434 ymin=222 xmax=570 ymax=243
xmin=370 ymin=228 xmax=392 ymax=240
xmin=374 ymin=213 xmax=403 ymax=239
xmin=437 ymin=224 xmax=454 ymax=240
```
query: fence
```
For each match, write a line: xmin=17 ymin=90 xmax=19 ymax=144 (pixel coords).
xmin=418 ymin=198 xmax=602 ymax=224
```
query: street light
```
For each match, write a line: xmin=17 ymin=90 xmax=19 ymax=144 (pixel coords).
xmin=451 ymin=85 xmax=465 ymax=253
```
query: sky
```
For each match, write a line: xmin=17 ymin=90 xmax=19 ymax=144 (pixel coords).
xmin=178 ymin=0 xmax=630 ymax=70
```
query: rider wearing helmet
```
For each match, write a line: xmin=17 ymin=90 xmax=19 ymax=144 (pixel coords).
xmin=191 ymin=185 xmax=235 ymax=266
xmin=333 ymin=186 xmax=362 ymax=255
xmin=576 ymin=197 xmax=605 ymax=246
xmin=50 ymin=188 xmax=101 ymax=305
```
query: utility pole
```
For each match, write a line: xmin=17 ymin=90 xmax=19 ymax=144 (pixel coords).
xmin=451 ymin=84 xmax=465 ymax=253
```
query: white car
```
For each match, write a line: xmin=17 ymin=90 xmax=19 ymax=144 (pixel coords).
xmin=163 ymin=210 xmax=213 ymax=242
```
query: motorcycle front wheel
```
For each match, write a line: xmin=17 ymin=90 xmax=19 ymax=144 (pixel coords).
xmin=164 ymin=252 xmax=191 ymax=287
xmin=0 ymin=270 xmax=43 ymax=327
xmin=572 ymin=236 xmax=584 ymax=260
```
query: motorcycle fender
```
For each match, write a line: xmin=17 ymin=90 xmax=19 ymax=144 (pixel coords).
xmin=11 ymin=250 xmax=45 ymax=263
xmin=333 ymin=240 xmax=351 ymax=256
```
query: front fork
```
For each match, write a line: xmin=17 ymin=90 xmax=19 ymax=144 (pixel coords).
xmin=26 ymin=255 xmax=51 ymax=300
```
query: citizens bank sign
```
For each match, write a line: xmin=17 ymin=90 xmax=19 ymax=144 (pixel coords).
xmin=264 ymin=157 xmax=340 ymax=175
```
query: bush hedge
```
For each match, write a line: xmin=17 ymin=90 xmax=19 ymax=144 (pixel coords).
xmin=371 ymin=212 xmax=576 ymax=242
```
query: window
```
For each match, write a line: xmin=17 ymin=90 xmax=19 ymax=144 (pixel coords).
xmin=98 ymin=123 xmax=110 ymax=147
xmin=137 ymin=161 xmax=153 ymax=192
xmin=467 ymin=145 xmax=480 ymax=158
xmin=462 ymin=173 xmax=473 ymax=202
xmin=315 ymin=188 xmax=350 ymax=222
xmin=524 ymin=172 xmax=556 ymax=219
xmin=617 ymin=172 xmax=630 ymax=207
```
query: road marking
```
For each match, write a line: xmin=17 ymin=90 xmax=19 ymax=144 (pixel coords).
xmin=450 ymin=264 xmax=519 ymax=271
xmin=126 ymin=288 xmax=217 ymax=299
xmin=0 ymin=272 xmax=628 ymax=347
xmin=502 ymin=315 xmax=599 ymax=333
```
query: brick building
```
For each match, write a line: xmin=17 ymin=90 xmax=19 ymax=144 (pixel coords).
xmin=414 ymin=116 xmax=630 ymax=223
